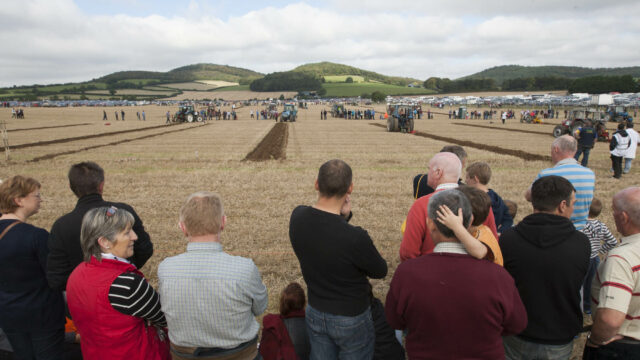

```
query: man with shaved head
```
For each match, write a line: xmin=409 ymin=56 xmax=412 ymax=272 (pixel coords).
xmin=400 ymin=152 xmax=498 ymax=261
xmin=525 ymin=135 xmax=595 ymax=230
xmin=585 ymin=187 xmax=640 ymax=357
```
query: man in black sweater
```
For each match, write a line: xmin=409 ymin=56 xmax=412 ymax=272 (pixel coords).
xmin=47 ymin=161 xmax=153 ymax=292
xmin=500 ymin=175 xmax=590 ymax=359
xmin=289 ymin=159 xmax=388 ymax=360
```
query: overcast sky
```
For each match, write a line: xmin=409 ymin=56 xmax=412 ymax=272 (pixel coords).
xmin=1 ymin=0 xmax=638 ymax=87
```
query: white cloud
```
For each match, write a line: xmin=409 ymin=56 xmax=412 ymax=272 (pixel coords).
xmin=0 ymin=0 xmax=638 ymax=87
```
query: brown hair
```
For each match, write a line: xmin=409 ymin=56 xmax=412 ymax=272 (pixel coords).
xmin=504 ymin=200 xmax=518 ymax=219
xmin=279 ymin=282 xmax=306 ymax=316
xmin=68 ymin=162 xmax=104 ymax=198
xmin=589 ymin=198 xmax=602 ymax=218
xmin=0 ymin=176 xmax=41 ymax=214
xmin=317 ymin=159 xmax=352 ymax=198
xmin=456 ymin=185 xmax=491 ymax=226
xmin=466 ymin=162 xmax=492 ymax=185
xmin=180 ymin=192 xmax=224 ymax=236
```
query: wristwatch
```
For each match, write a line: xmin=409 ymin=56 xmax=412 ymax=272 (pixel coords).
xmin=587 ymin=333 xmax=606 ymax=346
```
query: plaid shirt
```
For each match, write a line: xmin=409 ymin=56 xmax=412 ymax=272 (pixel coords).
xmin=158 ymin=242 xmax=268 ymax=348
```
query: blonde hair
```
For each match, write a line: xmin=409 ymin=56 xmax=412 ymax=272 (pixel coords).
xmin=180 ymin=192 xmax=224 ymax=236
xmin=0 ymin=175 xmax=40 ymax=214
xmin=80 ymin=207 xmax=134 ymax=262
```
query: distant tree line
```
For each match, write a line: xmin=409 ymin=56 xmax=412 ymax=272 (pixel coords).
xmin=250 ymin=72 xmax=323 ymax=92
xmin=424 ymin=75 xmax=639 ymax=93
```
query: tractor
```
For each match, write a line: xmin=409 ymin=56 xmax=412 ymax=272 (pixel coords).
xmin=605 ymin=105 xmax=630 ymax=123
xmin=174 ymin=105 xmax=203 ymax=123
xmin=280 ymin=103 xmax=297 ymax=122
xmin=552 ymin=109 xmax=609 ymax=141
xmin=386 ymin=104 xmax=415 ymax=133
xmin=264 ymin=103 xmax=278 ymax=120
xmin=331 ymin=104 xmax=345 ymax=118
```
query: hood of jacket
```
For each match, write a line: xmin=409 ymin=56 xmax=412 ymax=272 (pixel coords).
xmin=615 ymin=129 xmax=629 ymax=137
xmin=514 ymin=212 xmax=576 ymax=248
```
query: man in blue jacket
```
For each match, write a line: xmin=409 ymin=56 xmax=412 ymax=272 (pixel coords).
xmin=574 ymin=120 xmax=597 ymax=167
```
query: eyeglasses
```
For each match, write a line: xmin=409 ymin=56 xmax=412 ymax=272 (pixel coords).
xmin=105 ymin=206 xmax=117 ymax=218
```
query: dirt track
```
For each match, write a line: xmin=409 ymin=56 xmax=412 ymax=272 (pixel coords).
xmin=2 ymin=123 xmax=181 ymax=151
xmin=451 ymin=122 xmax=552 ymax=136
xmin=28 ymin=123 xmax=208 ymax=162
xmin=244 ymin=122 xmax=288 ymax=161
xmin=7 ymin=123 xmax=92 ymax=132
xmin=370 ymin=123 xmax=552 ymax=162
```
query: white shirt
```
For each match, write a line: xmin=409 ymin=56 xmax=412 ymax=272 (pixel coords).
xmin=624 ymin=128 xmax=639 ymax=159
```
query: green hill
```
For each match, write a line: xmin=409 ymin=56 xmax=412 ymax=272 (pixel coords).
xmin=461 ymin=65 xmax=640 ymax=84
xmin=292 ymin=62 xmax=421 ymax=86
xmin=98 ymin=63 xmax=263 ymax=84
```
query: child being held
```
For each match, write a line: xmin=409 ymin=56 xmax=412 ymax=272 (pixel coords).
xmin=581 ymin=198 xmax=618 ymax=314
xmin=465 ymin=162 xmax=513 ymax=233
xmin=437 ymin=186 xmax=503 ymax=266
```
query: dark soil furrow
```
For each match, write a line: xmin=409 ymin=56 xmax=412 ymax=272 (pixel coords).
xmin=28 ymin=123 xmax=208 ymax=162
xmin=243 ymin=122 xmax=288 ymax=161
xmin=451 ymin=122 xmax=552 ymax=136
xmin=370 ymin=123 xmax=551 ymax=162
xmin=7 ymin=123 xmax=92 ymax=132
xmin=2 ymin=123 xmax=181 ymax=151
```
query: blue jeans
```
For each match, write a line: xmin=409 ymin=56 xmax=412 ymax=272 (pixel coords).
xmin=503 ymin=336 xmax=573 ymax=360
xmin=582 ymin=257 xmax=600 ymax=313
xmin=575 ymin=146 xmax=592 ymax=167
xmin=624 ymin=158 xmax=632 ymax=173
xmin=305 ymin=305 xmax=374 ymax=360
xmin=4 ymin=328 xmax=64 ymax=360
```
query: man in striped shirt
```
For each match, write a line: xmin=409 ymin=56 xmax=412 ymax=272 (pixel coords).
xmin=158 ymin=192 xmax=268 ymax=360
xmin=525 ymin=135 xmax=595 ymax=230
xmin=586 ymin=187 xmax=640 ymax=357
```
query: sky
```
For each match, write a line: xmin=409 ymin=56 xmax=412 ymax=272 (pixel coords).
xmin=1 ymin=0 xmax=639 ymax=87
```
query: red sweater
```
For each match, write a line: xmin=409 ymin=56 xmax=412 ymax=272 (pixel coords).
xmin=385 ymin=252 xmax=527 ymax=359
xmin=400 ymin=189 xmax=498 ymax=261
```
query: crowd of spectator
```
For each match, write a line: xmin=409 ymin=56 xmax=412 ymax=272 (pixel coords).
xmin=0 ymin=134 xmax=639 ymax=360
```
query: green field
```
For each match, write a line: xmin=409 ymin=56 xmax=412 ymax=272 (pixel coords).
xmin=211 ymin=85 xmax=250 ymax=92
xmin=323 ymin=75 xmax=365 ymax=83
xmin=322 ymin=83 xmax=435 ymax=97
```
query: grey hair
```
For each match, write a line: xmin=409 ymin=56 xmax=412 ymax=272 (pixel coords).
xmin=614 ymin=187 xmax=640 ymax=227
xmin=552 ymin=135 xmax=577 ymax=155
xmin=80 ymin=206 xmax=134 ymax=262
xmin=427 ymin=189 xmax=472 ymax=238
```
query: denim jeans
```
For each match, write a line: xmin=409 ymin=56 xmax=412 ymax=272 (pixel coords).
xmin=305 ymin=305 xmax=374 ymax=360
xmin=4 ymin=328 xmax=64 ymax=360
xmin=624 ymin=158 xmax=632 ymax=173
xmin=503 ymin=335 xmax=573 ymax=360
xmin=582 ymin=257 xmax=600 ymax=313
xmin=575 ymin=146 xmax=592 ymax=167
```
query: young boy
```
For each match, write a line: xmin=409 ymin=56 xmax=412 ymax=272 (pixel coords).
xmin=581 ymin=197 xmax=618 ymax=314
xmin=465 ymin=162 xmax=513 ymax=233
xmin=436 ymin=186 xmax=503 ymax=266
xmin=504 ymin=200 xmax=517 ymax=223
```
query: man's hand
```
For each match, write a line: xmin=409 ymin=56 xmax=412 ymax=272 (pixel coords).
xmin=341 ymin=195 xmax=352 ymax=218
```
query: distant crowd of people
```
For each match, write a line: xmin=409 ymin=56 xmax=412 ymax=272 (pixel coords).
xmin=0 ymin=135 xmax=639 ymax=360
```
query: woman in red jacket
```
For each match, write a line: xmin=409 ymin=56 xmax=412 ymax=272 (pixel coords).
xmin=66 ymin=206 xmax=170 ymax=360
xmin=259 ymin=282 xmax=310 ymax=360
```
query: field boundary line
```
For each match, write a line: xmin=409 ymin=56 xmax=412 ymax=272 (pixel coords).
xmin=451 ymin=122 xmax=552 ymax=136
xmin=369 ymin=123 xmax=552 ymax=162
xmin=27 ymin=123 xmax=209 ymax=163
xmin=7 ymin=123 xmax=93 ymax=132
xmin=2 ymin=123 xmax=183 ymax=151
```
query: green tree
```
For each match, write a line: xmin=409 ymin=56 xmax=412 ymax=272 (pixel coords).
xmin=109 ymin=89 xmax=116 ymax=96
xmin=345 ymin=77 xmax=354 ymax=83
xmin=279 ymin=94 xmax=285 ymax=100
xmin=371 ymin=91 xmax=386 ymax=103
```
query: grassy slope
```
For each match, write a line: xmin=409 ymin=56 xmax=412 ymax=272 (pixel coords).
xmin=323 ymin=83 xmax=435 ymax=97
xmin=293 ymin=62 xmax=421 ymax=86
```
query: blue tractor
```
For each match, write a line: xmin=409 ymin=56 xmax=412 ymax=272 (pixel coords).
xmin=280 ymin=103 xmax=297 ymax=122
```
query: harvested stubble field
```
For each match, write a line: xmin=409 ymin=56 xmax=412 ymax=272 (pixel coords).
xmin=1 ymin=104 xmax=635 ymax=358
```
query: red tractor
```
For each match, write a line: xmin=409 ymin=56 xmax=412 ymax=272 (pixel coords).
xmin=552 ymin=109 xmax=609 ymax=141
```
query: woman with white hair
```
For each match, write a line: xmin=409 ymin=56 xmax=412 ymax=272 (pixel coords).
xmin=66 ymin=206 xmax=170 ymax=360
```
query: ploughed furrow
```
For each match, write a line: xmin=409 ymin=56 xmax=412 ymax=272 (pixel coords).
xmin=243 ymin=122 xmax=288 ymax=161
xmin=2 ymin=123 xmax=180 ymax=151
xmin=7 ymin=123 xmax=92 ymax=132
xmin=28 ymin=123 xmax=208 ymax=162
xmin=451 ymin=122 xmax=552 ymax=136
xmin=370 ymin=123 xmax=551 ymax=162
